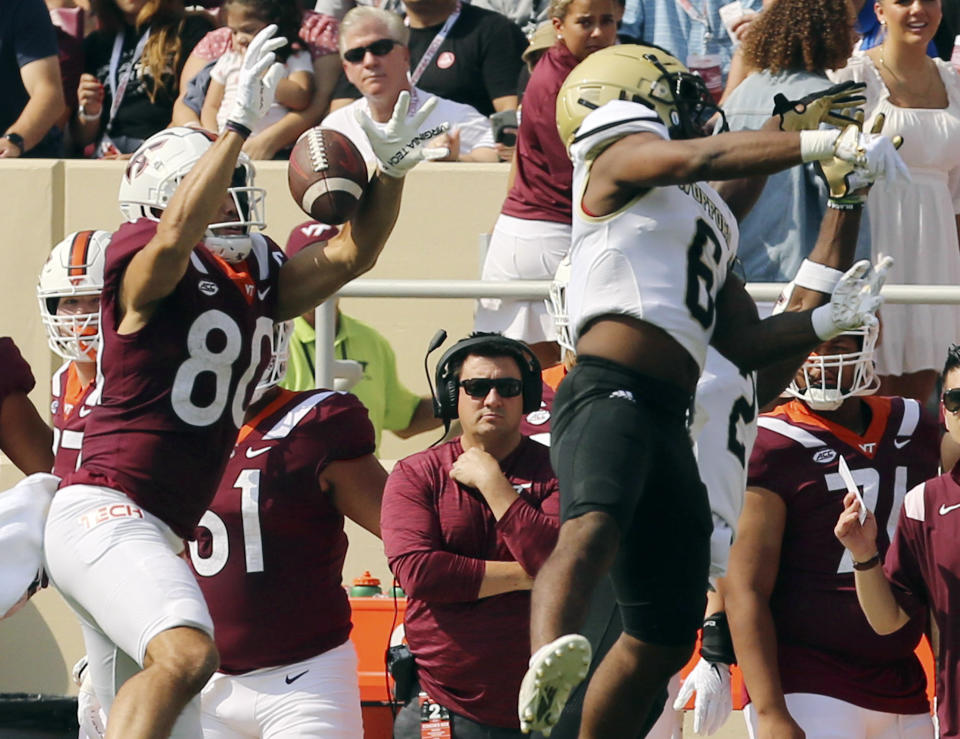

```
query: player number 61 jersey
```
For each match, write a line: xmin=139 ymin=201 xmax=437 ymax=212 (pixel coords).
xmin=567 ymin=101 xmax=739 ymax=372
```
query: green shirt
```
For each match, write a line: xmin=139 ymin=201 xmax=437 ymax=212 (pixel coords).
xmin=281 ymin=313 xmax=420 ymax=451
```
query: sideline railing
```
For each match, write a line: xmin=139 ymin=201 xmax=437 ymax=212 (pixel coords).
xmin=312 ymin=281 xmax=960 ymax=387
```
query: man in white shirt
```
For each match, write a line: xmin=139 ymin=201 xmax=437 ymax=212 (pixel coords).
xmin=322 ymin=6 xmax=498 ymax=163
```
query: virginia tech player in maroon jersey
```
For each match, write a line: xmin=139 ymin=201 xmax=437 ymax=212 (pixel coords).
xmin=43 ymin=23 xmax=432 ymax=737
xmin=189 ymin=384 xmax=385 ymax=736
xmin=726 ymin=331 xmax=939 ymax=739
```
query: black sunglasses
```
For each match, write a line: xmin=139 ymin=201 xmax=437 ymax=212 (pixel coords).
xmin=943 ymin=388 xmax=960 ymax=413
xmin=343 ymin=38 xmax=399 ymax=63
xmin=459 ymin=377 xmax=523 ymax=399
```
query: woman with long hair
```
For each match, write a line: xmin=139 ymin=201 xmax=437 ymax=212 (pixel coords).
xmin=831 ymin=0 xmax=960 ymax=403
xmin=721 ymin=0 xmax=866 ymax=299
xmin=474 ymin=0 xmax=618 ymax=368
xmin=74 ymin=0 xmax=213 ymax=157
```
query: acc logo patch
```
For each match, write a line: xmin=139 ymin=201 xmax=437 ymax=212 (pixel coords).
xmin=813 ymin=448 xmax=837 ymax=464
xmin=198 ymin=280 xmax=219 ymax=296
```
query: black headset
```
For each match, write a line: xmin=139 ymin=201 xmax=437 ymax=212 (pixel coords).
xmin=429 ymin=332 xmax=542 ymax=420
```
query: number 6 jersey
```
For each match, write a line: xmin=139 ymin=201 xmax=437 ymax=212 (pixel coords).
xmin=749 ymin=396 xmax=938 ymax=714
xmin=65 ymin=220 xmax=285 ymax=539
xmin=567 ymin=100 xmax=739 ymax=373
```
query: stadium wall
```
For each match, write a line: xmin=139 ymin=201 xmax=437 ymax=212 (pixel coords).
xmin=0 ymin=159 xmax=510 ymax=693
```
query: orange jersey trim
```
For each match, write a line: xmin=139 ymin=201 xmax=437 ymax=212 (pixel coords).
xmin=766 ymin=397 xmax=893 ymax=459
xmin=235 ymin=387 xmax=298 ymax=445
xmin=542 ymin=364 xmax=567 ymax=391
xmin=209 ymin=252 xmax=256 ymax=305
xmin=62 ymin=362 xmax=90 ymax=418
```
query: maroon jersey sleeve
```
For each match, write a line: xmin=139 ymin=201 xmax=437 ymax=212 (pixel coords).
xmin=306 ymin=390 xmax=375 ymax=467
xmin=0 ymin=337 xmax=35 ymax=406
xmin=884 ymin=492 xmax=930 ymax=612
xmin=382 ymin=445 xmax=487 ymax=603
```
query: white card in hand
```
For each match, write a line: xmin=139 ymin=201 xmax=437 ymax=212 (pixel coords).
xmin=837 ymin=456 xmax=867 ymax=524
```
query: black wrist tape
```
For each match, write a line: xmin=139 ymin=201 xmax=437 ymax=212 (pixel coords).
xmin=700 ymin=611 xmax=737 ymax=665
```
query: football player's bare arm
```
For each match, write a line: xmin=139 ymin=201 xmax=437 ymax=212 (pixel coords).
xmin=478 ymin=560 xmax=533 ymax=599
xmin=324 ymin=454 xmax=387 ymax=537
xmin=834 ymin=491 xmax=911 ymax=636
xmin=118 ymin=131 xmax=246 ymax=332
xmin=710 ymin=117 xmax=790 ymax=222
xmin=0 ymin=393 xmax=53 ymax=475
xmin=724 ymin=487 xmax=804 ymax=738
xmin=711 ymin=274 xmax=822 ymax=377
xmin=754 ymin=207 xmax=864 ymax=406
xmin=275 ymin=173 xmax=403 ymax=320
xmin=583 ymin=129 xmax=803 ymax=217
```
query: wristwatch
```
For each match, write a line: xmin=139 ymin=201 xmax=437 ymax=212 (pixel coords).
xmin=3 ymin=133 xmax=24 ymax=153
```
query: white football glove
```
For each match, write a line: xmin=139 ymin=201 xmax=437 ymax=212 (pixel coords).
xmin=356 ymin=91 xmax=450 ymax=178
xmin=800 ymin=125 xmax=909 ymax=182
xmin=673 ymin=657 xmax=732 ymax=736
xmin=811 ymin=255 xmax=893 ymax=340
xmin=73 ymin=657 xmax=106 ymax=739
xmin=225 ymin=24 xmax=287 ymax=134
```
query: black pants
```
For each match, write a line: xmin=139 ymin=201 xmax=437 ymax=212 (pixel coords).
xmin=392 ymin=687 xmax=545 ymax=739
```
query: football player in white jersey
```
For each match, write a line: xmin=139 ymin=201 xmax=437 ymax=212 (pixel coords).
xmin=519 ymin=44 xmax=903 ymax=738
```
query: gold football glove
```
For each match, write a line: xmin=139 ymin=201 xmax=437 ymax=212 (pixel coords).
xmin=817 ymin=113 xmax=905 ymax=201
xmin=773 ymin=81 xmax=867 ymax=131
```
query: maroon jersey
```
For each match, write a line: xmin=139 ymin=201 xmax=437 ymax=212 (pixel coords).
xmin=885 ymin=464 xmax=960 ymax=736
xmin=381 ymin=437 xmax=559 ymax=727
xmin=500 ymin=43 xmax=580 ymax=225
xmin=749 ymin=397 xmax=938 ymax=714
xmin=0 ymin=337 xmax=35 ymax=406
xmin=50 ymin=361 xmax=97 ymax=478
xmin=66 ymin=220 xmax=284 ymax=538
xmin=189 ymin=387 xmax=375 ymax=674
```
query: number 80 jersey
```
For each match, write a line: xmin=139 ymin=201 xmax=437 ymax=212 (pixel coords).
xmin=567 ymin=101 xmax=738 ymax=372
xmin=65 ymin=220 xmax=285 ymax=539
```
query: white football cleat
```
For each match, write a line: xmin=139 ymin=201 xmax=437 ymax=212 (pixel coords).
xmin=518 ymin=634 xmax=591 ymax=735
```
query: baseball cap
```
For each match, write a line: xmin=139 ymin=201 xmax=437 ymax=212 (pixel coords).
xmin=285 ymin=220 xmax=341 ymax=257
xmin=522 ymin=21 xmax=557 ymax=69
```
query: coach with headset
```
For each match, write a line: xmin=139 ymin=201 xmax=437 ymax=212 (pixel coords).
xmin=380 ymin=331 xmax=560 ymax=737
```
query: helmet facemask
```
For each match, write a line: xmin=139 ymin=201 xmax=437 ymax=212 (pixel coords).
xmin=546 ymin=255 xmax=575 ymax=355
xmin=787 ymin=324 xmax=880 ymax=411
xmin=249 ymin=320 xmax=293 ymax=404
xmin=642 ymin=53 xmax=727 ymax=139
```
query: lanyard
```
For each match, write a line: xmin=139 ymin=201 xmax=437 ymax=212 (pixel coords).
xmin=674 ymin=0 xmax=713 ymax=38
xmin=107 ymin=26 xmax=151 ymax=127
xmin=408 ymin=1 xmax=460 ymax=86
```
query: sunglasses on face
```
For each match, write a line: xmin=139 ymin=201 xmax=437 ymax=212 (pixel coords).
xmin=943 ymin=388 xmax=960 ymax=413
xmin=343 ymin=38 xmax=399 ymax=63
xmin=459 ymin=377 xmax=523 ymax=399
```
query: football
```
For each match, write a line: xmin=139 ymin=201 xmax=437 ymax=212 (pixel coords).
xmin=288 ymin=128 xmax=368 ymax=225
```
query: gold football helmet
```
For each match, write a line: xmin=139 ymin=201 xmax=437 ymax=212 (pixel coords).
xmin=556 ymin=44 xmax=725 ymax=150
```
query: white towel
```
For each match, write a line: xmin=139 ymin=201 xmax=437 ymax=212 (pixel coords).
xmin=0 ymin=473 xmax=59 ymax=618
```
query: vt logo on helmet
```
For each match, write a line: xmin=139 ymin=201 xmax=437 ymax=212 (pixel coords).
xmin=556 ymin=44 xmax=727 ymax=151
